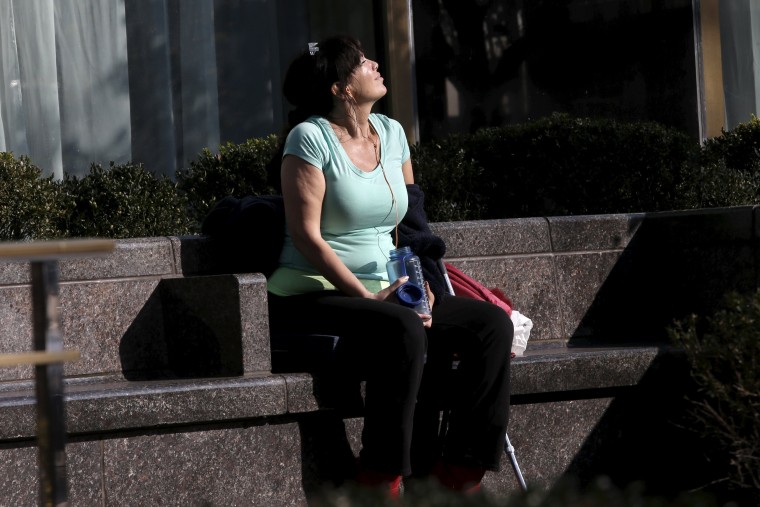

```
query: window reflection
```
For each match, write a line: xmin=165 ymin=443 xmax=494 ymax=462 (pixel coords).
xmin=412 ymin=0 xmax=699 ymax=140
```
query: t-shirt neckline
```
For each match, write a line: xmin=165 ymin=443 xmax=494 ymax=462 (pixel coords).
xmin=317 ymin=115 xmax=382 ymax=176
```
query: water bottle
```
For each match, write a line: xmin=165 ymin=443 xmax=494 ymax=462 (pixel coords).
xmin=386 ymin=246 xmax=431 ymax=315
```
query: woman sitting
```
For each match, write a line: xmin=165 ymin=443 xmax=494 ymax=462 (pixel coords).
xmin=267 ymin=35 xmax=513 ymax=497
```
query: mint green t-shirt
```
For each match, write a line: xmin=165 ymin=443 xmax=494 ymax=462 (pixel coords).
xmin=267 ymin=113 xmax=410 ymax=296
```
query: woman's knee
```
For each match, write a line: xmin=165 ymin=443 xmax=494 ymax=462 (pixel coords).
xmin=362 ymin=305 xmax=427 ymax=361
xmin=394 ymin=310 xmax=428 ymax=359
xmin=476 ymin=303 xmax=514 ymax=355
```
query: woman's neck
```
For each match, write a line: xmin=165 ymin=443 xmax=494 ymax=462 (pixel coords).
xmin=327 ymin=106 xmax=373 ymax=140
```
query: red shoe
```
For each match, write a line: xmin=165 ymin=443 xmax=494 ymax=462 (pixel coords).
xmin=431 ymin=460 xmax=486 ymax=493
xmin=356 ymin=466 xmax=402 ymax=499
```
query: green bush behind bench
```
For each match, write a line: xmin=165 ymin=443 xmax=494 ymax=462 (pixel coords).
xmin=2 ymin=113 xmax=759 ymax=241
xmin=669 ymin=291 xmax=760 ymax=505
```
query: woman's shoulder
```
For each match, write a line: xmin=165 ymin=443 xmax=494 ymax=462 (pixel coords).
xmin=283 ymin=116 xmax=331 ymax=168
xmin=370 ymin=113 xmax=405 ymax=137
xmin=285 ymin=117 xmax=331 ymax=151
xmin=370 ymin=113 xmax=400 ymax=128
xmin=288 ymin=116 xmax=326 ymax=138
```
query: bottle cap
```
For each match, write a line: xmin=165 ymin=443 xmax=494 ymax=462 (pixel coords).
xmin=396 ymin=282 xmax=423 ymax=308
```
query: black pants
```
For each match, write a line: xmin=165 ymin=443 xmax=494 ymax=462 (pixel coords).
xmin=268 ymin=292 xmax=513 ymax=477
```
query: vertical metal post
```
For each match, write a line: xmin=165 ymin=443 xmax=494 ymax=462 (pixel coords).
xmin=31 ymin=260 xmax=68 ymax=507
xmin=504 ymin=432 xmax=528 ymax=492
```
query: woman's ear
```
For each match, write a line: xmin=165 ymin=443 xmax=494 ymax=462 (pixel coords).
xmin=331 ymin=82 xmax=352 ymax=100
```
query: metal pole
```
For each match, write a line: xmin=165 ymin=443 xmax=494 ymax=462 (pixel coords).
xmin=504 ymin=432 xmax=527 ymax=492
xmin=31 ymin=260 xmax=68 ymax=507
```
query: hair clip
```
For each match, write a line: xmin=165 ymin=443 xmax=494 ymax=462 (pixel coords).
xmin=308 ymin=42 xmax=319 ymax=55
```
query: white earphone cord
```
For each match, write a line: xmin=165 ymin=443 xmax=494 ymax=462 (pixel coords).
xmin=370 ymin=122 xmax=399 ymax=248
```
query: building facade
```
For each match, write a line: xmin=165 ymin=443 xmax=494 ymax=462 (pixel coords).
xmin=0 ymin=0 xmax=756 ymax=178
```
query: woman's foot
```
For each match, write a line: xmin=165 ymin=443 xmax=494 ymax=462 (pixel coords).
xmin=431 ymin=460 xmax=486 ymax=493
xmin=355 ymin=465 xmax=402 ymax=499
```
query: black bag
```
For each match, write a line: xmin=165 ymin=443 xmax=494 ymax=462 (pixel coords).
xmin=201 ymin=195 xmax=285 ymax=277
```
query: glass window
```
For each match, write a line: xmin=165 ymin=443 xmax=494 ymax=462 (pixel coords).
xmin=412 ymin=0 xmax=699 ymax=140
xmin=0 ymin=0 xmax=380 ymax=178
xmin=719 ymin=0 xmax=760 ymax=130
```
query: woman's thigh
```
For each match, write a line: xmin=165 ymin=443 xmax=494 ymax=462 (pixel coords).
xmin=268 ymin=291 xmax=428 ymax=373
xmin=269 ymin=291 xmax=422 ymax=335
xmin=427 ymin=295 xmax=514 ymax=360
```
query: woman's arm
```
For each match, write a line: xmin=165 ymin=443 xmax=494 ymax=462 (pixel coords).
xmin=402 ymin=159 xmax=414 ymax=185
xmin=281 ymin=154 xmax=402 ymax=300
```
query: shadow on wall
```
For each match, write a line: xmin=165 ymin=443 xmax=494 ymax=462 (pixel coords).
xmin=565 ymin=207 xmax=758 ymax=346
xmin=118 ymin=277 xmax=244 ymax=380
xmin=550 ymin=207 xmax=759 ymax=500
xmin=297 ymin=413 xmax=361 ymax=500
xmin=556 ymin=350 xmax=722 ymax=499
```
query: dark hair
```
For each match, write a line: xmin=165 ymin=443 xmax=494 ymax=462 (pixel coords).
xmin=282 ymin=35 xmax=364 ymax=127
xmin=267 ymin=36 xmax=364 ymax=191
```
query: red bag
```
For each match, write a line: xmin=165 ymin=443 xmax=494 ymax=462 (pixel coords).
xmin=444 ymin=263 xmax=512 ymax=317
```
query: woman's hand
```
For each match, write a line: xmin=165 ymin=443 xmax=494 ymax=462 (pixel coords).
xmin=369 ymin=276 xmax=408 ymax=302
xmin=370 ymin=277 xmax=434 ymax=328
xmin=424 ymin=281 xmax=435 ymax=309
xmin=418 ymin=281 xmax=434 ymax=328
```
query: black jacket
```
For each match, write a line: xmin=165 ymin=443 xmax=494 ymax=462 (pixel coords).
xmin=394 ymin=184 xmax=448 ymax=303
xmin=201 ymin=194 xmax=285 ymax=277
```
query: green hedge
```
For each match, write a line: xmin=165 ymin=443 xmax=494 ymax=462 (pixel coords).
xmin=701 ymin=115 xmax=760 ymax=172
xmin=176 ymin=136 xmax=279 ymax=228
xmin=455 ymin=113 xmax=700 ymax=219
xmin=416 ymin=113 xmax=760 ymax=222
xmin=411 ymin=137 xmax=487 ymax=222
xmin=1 ymin=114 xmax=760 ymax=240
xmin=0 ymin=152 xmax=71 ymax=240
xmin=669 ymin=291 xmax=760 ymax=506
xmin=63 ymin=162 xmax=193 ymax=239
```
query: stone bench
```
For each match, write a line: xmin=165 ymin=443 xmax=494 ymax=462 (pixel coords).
xmin=1 ymin=205 xmax=756 ymax=505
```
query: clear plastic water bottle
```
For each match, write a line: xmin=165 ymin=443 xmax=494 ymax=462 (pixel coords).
xmin=386 ymin=246 xmax=431 ymax=315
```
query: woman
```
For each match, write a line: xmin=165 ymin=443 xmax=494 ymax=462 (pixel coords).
xmin=267 ymin=36 xmax=513 ymax=496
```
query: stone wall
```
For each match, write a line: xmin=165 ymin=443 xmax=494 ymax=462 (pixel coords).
xmin=1 ymin=206 xmax=757 ymax=505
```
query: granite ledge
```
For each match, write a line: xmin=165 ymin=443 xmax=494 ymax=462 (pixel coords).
xmin=510 ymin=346 xmax=663 ymax=395
xmin=0 ymin=373 xmax=287 ymax=440
xmin=0 ymin=347 xmax=676 ymax=442
xmin=431 ymin=217 xmax=551 ymax=258
xmin=277 ymin=346 xmax=671 ymax=413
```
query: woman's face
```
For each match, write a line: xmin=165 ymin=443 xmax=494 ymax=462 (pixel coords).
xmin=346 ymin=54 xmax=387 ymax=103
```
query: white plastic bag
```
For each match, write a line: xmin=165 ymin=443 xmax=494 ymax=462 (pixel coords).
xmin=510 ymin=310 xmax=533 ymax=356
